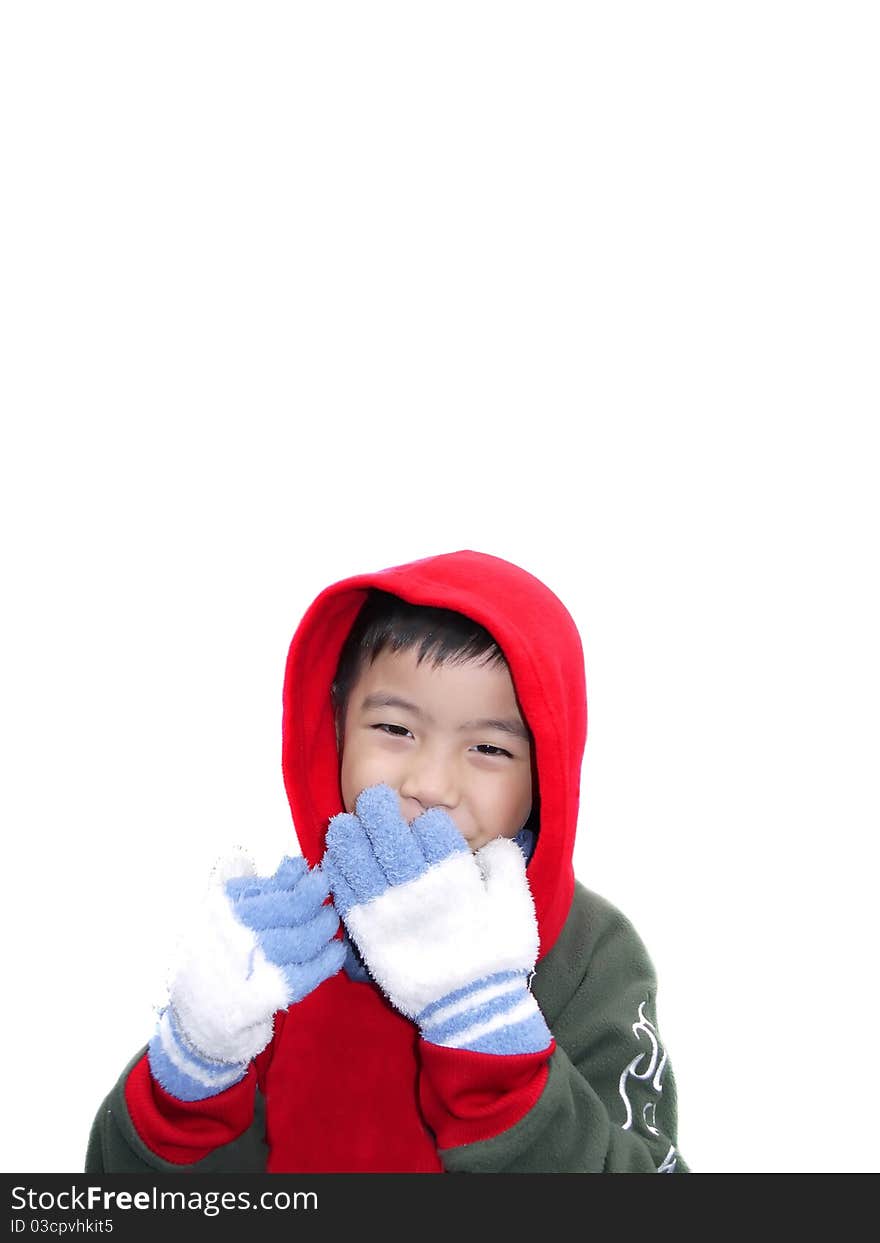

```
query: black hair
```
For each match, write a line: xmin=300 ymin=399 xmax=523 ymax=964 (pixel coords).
xmin=331 ymin=589 xmax=510 ymax=732
xmin=330 ymin=588 xmax=540 ymax=837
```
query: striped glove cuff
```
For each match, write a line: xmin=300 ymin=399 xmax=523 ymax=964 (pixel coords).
xmin=147 ymin=1006 xmax=250 ymax=1102
xmin=417 ymin=970 xmax=552 ymax=1056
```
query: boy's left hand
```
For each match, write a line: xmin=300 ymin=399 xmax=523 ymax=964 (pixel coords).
xmin=322 ymin=783 xmax=552 ymax=1056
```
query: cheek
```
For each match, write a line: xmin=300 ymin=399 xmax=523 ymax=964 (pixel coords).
xmin=498 ymin=771 xmax=533 ymax=830
xmin=472 ymin=770 xmax=531 ymax=827
xmin=340 ymin=737 xmax=403 ymax=811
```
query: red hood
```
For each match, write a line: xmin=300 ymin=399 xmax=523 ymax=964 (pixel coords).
xmin=281 ymin=549 xmax=587 ymax=960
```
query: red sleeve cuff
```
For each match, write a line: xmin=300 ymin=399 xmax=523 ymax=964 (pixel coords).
xmin=124 ymin=1053 xmax=257 ymax=1165
xmin=418 ymin=1039 xmax=554 ymax=1150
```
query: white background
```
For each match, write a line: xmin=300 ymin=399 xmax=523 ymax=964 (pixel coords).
xmin=2 ymin=2 xmax=878 ymax=1175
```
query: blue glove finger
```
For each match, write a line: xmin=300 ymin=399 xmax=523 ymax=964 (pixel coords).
xmin=232 ymin=867 xmax=331 ymax=931
xmin=224 ymin=876 xmax=265 ymax=903
xmin=321 ymin=850 xmax=359 ymax=919
xmin=281 ymin=937 xmax=347 ymax=1004
xmin=410 ymin=805 xmax=469 ymax=864
xmin=288 ymin=864 xmax=332 ymax=911
xmin=264 ymin=855 xmax=310 ymax=891
xmin=324 ymin=809 xmax=388 ymax=904
xmin=224 ymin=856 xmax=310 ymax=904
xmin=259 ymin=904 xmax=341 ymax=965
xmin=354 ymin=783 xmax=425 ymax=885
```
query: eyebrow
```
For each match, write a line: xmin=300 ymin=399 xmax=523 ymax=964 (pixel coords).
xmin=359 ymin=692 xmax=531 ymax=741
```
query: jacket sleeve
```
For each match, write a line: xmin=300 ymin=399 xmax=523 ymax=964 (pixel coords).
xmin=85 ymin=1046 xmax=270 ymax=1173
xmin=418 ymin=885 xmax=688 ymax=1172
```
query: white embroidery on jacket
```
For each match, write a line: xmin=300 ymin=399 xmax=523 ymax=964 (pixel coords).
xmin=618 ymin=998 xmax=678 ymax=1172
xmin=657 ymin=1145 xmax=677 ymax=1173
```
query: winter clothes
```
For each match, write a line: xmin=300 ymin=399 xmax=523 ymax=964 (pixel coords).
xmin=86 ymin=549 xmax=687 ymax=1173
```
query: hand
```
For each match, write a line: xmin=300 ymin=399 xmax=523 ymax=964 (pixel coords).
xmin=148 ymin=854 xmax=346 ymax=1100
xmin=322 ymin=783 xmax=552 ymax=1056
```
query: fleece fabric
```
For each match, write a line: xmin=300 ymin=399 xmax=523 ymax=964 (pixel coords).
xmin=85 ymin=548 xmax=688 ymax=1173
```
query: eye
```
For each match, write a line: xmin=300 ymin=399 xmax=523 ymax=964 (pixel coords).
xmin=371 ymin=725 xmax=511 ymax=758
xmin=371 ymin=723 xmax=413 ymax=738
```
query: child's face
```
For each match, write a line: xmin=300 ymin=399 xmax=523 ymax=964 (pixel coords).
xmin=338 ymin=645 xmax=533 ymax=853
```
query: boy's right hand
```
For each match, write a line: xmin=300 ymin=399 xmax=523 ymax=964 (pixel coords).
xmin=147 ymin=854 xmax=346 ymax=1101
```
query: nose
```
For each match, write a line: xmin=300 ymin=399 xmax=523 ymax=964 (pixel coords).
xmin=397 ymin=751 xmax=458 ymax=816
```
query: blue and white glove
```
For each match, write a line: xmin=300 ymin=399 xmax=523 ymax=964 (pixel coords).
xmin=322 ymin=783 xmax=552 ymax=1056
xmin=148 ymin=854 xmax=346 ymax=1100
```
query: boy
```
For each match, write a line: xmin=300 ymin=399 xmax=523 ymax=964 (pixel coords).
xmin=86 ymin=549 xmax=687 ymax=1173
